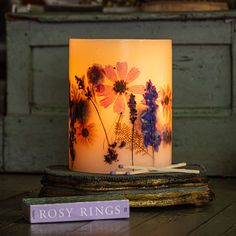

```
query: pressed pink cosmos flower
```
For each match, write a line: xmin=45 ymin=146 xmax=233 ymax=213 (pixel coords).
xmin=96 ymin=62 xmax=145 ymax=113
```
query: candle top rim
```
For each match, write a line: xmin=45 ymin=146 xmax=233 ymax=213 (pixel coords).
xmin=69 ymin=38 xmax=172 ymax=43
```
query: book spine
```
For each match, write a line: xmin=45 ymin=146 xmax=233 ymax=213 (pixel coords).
xmin=24 ymin=200 xmax=129 ymax=223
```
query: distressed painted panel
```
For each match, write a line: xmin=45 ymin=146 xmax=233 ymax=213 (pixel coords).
xmin=29 ymin=20 xmax=231 ymax=46
xmin=0 ymin=117 xmax=3 ymax=171
xmin=7 ymin=21 xmax=30 ymax=114
xmin=32 ymin=46 xmax=68 ymax=113
xmin=173 ymin=45 xmax=231 ymax=109
xmin=173 ymin=116 xmax=236 ymax=176
xmin=9 ymin=11 xmax=236 ymax=22
xmin=4 ymin=115 xmax=236 ymax=175
xmin=4 ymin=116 xmax=67 ymax=172
xmin=6 ymin=14 xmax=236 ymax=175
xmin=31 ymin=45 xmax=231 ymax=113
xmin=232 ymin=22 xmax=236 ymax=113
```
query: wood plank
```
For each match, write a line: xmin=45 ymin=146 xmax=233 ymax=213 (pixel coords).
xmin=222 ymin=224 xmax=236 ymax=236
xmin=0 ymin=177 xmax=235 ymax=236
xmin=29 ymin=20 xmax=231 ymax=46
xmin=0 ymin=220 xmax=88 ymax=236
xmin=189 ymin=203 xmax=236 ymax=236
xmin=4 ymin=114 xmax=236 ymax=175
xmin=0 ymin=187 xmax=157 ymax=236
xmin=120 ymin=178 xmax=236 ymax=236
xmin=4 ymin=116 xmax=67 ymax=172
xmin=0 ymin=181 xmax=126 ymax=235
xmin=0 ymin=180 xmax=90 ymax=233
xmin=78 ymin=208 xmax=160 ymax=236
xmin=6 ymin=11 xmax=236 ymax=22
xmin=0 ymin=174 xmax=41 ymax=200
xmin=0 ymin=80 xmax=6 ymax=115
xmin=5 ymin=17 xmax=236 ymax=175
xmin=124 ymin=204 xmax=234 ymax=236
xmin=63 ymin=210 xmax=160 ymax=236
xmin=31 ymin=46 xmax=68 ymax=112
xmin=0 ymin=117 xmax=3 ymax=171
xmin=0 ymin=195 xmax=91 ymax=235
xmin=0 ymin=192 xmax=37 ymax=231
xmin=173 ymin=116 xmax=236 ymax=176
xmin=232 ymin=21 xmax=236 ymax=114
xmin=6 ymin=21 xmax=30 ymax=114
xmin=173 ymin=108 xmax=231 ymax=118
xmin=0 ymin=175 xmax=42 ymax=230
xmin=30 ymin=45 xmax=231 ymax=114
xmin=173 ymin=45 xmax=231 ymax=109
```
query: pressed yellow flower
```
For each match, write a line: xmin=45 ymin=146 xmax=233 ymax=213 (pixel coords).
xmin=75 ymin=122 xmax=96 ymax=146
xmin=160 ymin=85 xmax=172 ymax=127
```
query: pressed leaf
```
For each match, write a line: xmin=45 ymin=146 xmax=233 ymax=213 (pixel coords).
xmin=115 ymin=122 xmax=151 ymax=157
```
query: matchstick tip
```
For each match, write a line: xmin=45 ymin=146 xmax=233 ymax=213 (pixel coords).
xmin=118 ymin=164 xmax=124 ymax=169
xmin=110 ymin=171 xmax=116 ymax=175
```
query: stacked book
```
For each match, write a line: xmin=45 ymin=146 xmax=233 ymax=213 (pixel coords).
xmin=40 ymin=164 xmax=214 ymax=207
xmin=22 ymin=195 xmax=129 ymax=223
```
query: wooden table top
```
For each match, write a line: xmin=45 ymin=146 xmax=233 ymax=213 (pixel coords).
xmin=0 ymin=174 xmax=235 ymax=236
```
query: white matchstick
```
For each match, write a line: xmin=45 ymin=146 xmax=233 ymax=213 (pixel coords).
xmin=126 ymin=169 xmax=149 ymax=175
xmin=110 ymin=169 xmax=150 ymax=175
xmin=154 ymin=168 xmax=200 ymax=174
xmin=111 ymin=168 xmax=199 ymax=175
xmin=118 ymin=163 xmax=199 ymax=174
xmin=160 ymin=162 xmax=187 ymax=170
xmin=118 ymin=162 xmax=187 ymax=171
xmin=126 ymin=168 xmax=199 ymax=175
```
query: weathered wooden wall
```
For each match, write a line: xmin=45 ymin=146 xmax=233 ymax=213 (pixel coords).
xmin=0 ymin=0 xmax=8 ymax=171
xmin=5 ymin=12 xmax=236 ymax=175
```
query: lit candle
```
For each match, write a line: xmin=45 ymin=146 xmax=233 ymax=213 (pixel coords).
xmin=69 ymin=39 xmax=172 ymax=174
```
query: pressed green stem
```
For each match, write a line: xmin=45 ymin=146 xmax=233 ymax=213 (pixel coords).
xmin=152 ymin=146 xmax=155 ymax=167
xmin=117 ymin=112 xmax=122 ymax=125
xmin=131 ymin=123 xmax=135 ymax=166
xmin=134 ymin=142 xmax=152 ymax=158
xmin=89 ymin=98 xmax=109 ymax=146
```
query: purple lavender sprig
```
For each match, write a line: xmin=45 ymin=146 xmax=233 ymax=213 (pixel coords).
xmin=128 ymin=94 xmax=137 ymax=165
xmin=87 ymin=64 xmax=104 ymax=86
xmin=162 ymin=127 xmax=172 ymax=144
xmin=128 ymin=94 xmax=137 ymax=124
xmin=141 ymin=80 xmax=161 ymax=165
xmin=104 ymin=142 xmax=118 ymax=164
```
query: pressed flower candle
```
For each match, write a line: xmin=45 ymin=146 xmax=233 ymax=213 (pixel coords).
xmin=69 ymin=39 xmax=172 ymax=174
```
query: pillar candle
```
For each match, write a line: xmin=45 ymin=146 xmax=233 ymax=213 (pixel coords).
xmin=69 ymin=39 xmax=172 ymax=174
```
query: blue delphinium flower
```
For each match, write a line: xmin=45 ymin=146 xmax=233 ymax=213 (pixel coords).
xmin=141 ymin=80 xmax=161 ymax=152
